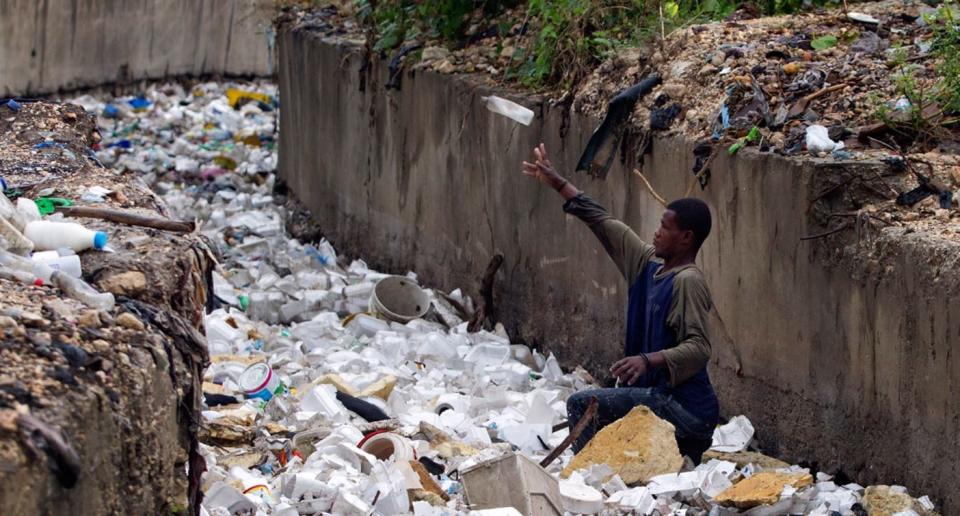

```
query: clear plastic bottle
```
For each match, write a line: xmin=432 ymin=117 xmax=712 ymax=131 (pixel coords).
xmin=51 ymin=271 xmax=115 ymax=310
xmin=0 ymin=265 xmax=42 ymax=286
xmin=0 ymin=217 xmax=33 ymax=254
xmin=0 ymin=193 xmax=28 ymax=231
xmin=482 ymin=95 xmax=534 ymax=126
xmin=0 ymin=248 xmax=52 ymax=283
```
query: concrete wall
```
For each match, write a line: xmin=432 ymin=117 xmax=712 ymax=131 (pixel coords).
xmin=0 ymin=0 xmax=275 ymax=96
xmin=279 ymin=27 xmax=960 ymax=512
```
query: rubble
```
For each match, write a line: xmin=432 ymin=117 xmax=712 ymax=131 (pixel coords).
xmin=713 ymin=470 xmax=813 ymax=508
xmin=60 ymin=79 xmax=944 ymax=515
xmin=561 ymin=405 xmax=683 ymax=484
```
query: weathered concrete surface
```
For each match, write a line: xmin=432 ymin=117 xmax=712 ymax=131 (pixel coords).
xmin=0 ymin=102 xmax=211 ymax=514
xmin=0 ymin=0 xmax=275 ymax=96
xmin=278 ymin=27 xmax=960 ymax=512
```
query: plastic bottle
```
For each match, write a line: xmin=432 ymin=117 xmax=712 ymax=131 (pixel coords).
xmin=51 ymin=271 xmax=115 ymax=310
xmin=0 ymin=247 xmax=51 ymax=282
xmin=31 ymin=250 xmax=81 ymax=279
xmin=0 ymin=193 xmax=27 ymax=231
xmin=0 ymin=217 xmax=34 ymax=254
xmin=0 ymin=265 xmax=42 ymax=286
xmin=15 ymin=198 xmax=41 ymax=223
xmin=481 ymin=95 xmax=534 ymax=126
xmin=23 ymin=220 xmax=108 ymax=252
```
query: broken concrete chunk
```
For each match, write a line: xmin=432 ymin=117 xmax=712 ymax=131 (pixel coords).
xmin=561 ymin=405 xmax=683 ymax=484
xmin=701 ymin=449 xmax=790 ymax=470
xmin=713 ymin=471 xmax=813 ymax=508
xmin=863 ymin=485 xmax=939 ymax=516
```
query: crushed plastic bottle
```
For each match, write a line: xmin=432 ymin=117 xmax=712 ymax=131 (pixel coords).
xmin=50 ymin=271 xmax=115 ymax=310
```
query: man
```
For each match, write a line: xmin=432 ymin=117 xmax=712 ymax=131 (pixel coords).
xmin=522 ymin=143 xmax=719 ymax=461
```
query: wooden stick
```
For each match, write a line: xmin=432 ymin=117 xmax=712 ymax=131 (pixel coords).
xmin=802 ymin=83 xmax=846 ymax=103
xmin=56 ymin=206 xmax=196 ymax=233
xmin=540 ymin=396 xmax=598 ymax=468
xmin=632 ymin=169 xmax=668 ymax=208
xmin=800 ymin=223 xmax=851 ymax=241
xmin=468 ymin=254 xmax=504 ymax=332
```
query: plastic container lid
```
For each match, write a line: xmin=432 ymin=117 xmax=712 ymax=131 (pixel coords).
xmin=93 ymin=231 xmax=108 ymax=250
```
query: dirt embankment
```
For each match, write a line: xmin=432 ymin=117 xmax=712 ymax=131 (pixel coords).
xmin=0 ymin=100 xmax=213 ymax=514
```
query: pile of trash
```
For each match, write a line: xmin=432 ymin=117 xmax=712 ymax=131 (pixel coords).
xmin=69 ymin=81 xmax=941 ymax=515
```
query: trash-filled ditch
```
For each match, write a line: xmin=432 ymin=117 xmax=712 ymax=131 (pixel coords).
xmin=38 ymin=81 xmax=942 ymax=515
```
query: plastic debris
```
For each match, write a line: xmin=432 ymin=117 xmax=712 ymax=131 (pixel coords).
xmin=710 ymin=414 xmax=755 ymax=453
xmin=482 ymin=95 xmax=534 ymax=126
xmin=805 ymin=124 xmax=845 ymax=155
xmin=65 ymin=81 xmax=939 ymax=516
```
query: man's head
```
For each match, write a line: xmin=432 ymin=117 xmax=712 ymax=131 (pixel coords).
xmin=653 ymin=198 xmax=712 ymax=260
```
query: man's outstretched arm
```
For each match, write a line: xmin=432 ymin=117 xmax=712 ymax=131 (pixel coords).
xmin=522 ymin=143 xmax=654 ymax=282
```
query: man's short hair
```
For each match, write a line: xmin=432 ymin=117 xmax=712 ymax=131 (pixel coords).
xmin=667 ymin=198 xmax=712 ymax=248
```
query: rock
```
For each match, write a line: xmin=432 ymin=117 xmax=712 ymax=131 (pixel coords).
xmin=116 ymin=312 xmax=145 ymax=331
xmin=862 ymin=485 xmax=937 ymax=516
xmin=421 ymin=46 xmax=450 ymax=62
xmin=561 ymin=405 xmax=683 ymax=484
xmin=77 ymin=310 xmax=102 ymax=328
xmin=499 ymin=46 xmax=515 ymax=59
xmin=714 ymin=471 xmax=813 ymax=508
xmin=699 ymin=64 xmax=719 ymax=76
xmin=661 ymin=82 xmax=688 ymax=99
xmin=98 ymin=270 xmax=147 ymax=296
xmin=701 ymin=450 xmax=791 ymax=469
xmin=782 ymin=62 xmax=801 ymax=75
xmin=0 ymin=316 xmax=17 ymax=328
xmin=434 ymin=59 xmax=456 ymax=74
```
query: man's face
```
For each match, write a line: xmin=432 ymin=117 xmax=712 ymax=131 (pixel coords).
xmin=653 ymin=210 xmax=692 ymax=259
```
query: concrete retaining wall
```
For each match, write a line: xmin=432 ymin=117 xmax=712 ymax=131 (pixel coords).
xmin=0 ymin=0 xmax=275 ymax=96
xmin=278 ymin=27 xmax=960 ymax=512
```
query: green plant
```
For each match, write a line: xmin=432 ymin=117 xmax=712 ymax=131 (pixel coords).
xmin=873 ymin=4 xmax=960 ymax=147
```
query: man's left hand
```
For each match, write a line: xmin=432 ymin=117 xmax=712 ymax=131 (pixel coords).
xmin=611 ymin=356 xmax=648 ymax=386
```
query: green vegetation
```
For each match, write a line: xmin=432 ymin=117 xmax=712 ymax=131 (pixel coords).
xmin=874 ymin=3 xmax=960 ymax=148
xmin=354 ymin=0 xmax=842 ymax=90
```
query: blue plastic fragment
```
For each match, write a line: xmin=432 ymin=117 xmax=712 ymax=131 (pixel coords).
xmin=107 ymin=139 xmax=133 ymax=149
xmin=128 ymin=96 xmax=151 ymax=110
xmin=102 ymin=104 xmax=120 ymax=118
xmin=33 ymin=141 xmax=56 ymax=150
xmin=711 ymin=105 xmax=731 ymax=140
xmin=5 ymin=99 xmax=21 ymax=112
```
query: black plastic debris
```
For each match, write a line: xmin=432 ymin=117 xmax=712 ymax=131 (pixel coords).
xmin=939 ymin=190 xmax=953 ymax=209
xmin=575 ymin=74 xmax=661 ymax=177
xmin=650 ymin=95 xmax=682 ymax=131
xmin=386 ymin=43 xmax=423 ymax=91
xmin=691 ymin=140 xmax=713 ymax=189
xmin=336 ymin=390 xmax=390 ymax=422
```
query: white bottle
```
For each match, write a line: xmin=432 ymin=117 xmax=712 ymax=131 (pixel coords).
xmin=23 ymin=220 xmax=108 ymax=252
xmin=482 ymin=95 xmax=534 ymax=126
xmin=31 ymin=250 xmax=82 ymax=279
xmin=51 ymin=271 xmax=115 ymax=310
